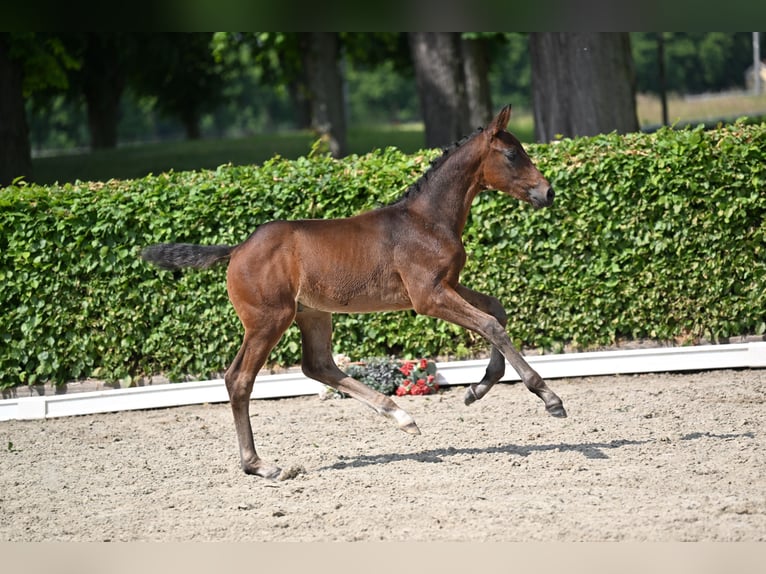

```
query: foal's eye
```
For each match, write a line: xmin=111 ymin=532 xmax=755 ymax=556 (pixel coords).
xmin=504 ymin=148 xmax=518 ymax=162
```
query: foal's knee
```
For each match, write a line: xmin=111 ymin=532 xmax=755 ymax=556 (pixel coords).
xmin=224 ymin=375 xmax=251 ymax=404
xmin=480 ymin=315 xmax=508 ymax=342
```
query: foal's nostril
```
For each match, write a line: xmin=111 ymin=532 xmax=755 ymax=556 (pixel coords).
xmin=547 ymin=187 xmax=555 ymax=202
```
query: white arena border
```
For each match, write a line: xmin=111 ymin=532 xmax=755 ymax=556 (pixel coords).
xmin=1 ymin=342 xmax=765 ymax=422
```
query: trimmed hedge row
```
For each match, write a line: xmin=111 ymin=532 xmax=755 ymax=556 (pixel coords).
xmin=1 ymin=121 xmax=765 ymax=388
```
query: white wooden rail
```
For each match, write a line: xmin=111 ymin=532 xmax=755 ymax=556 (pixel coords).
xmin=1 ymin=342 xmax=764 ymax=422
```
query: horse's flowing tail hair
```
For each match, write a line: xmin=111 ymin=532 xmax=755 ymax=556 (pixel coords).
xmin=140 ymin=243 xmax=234 ymax=271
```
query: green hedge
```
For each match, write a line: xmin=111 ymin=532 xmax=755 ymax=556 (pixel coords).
xmin=1 ymin=121 xmax=765 ymax=389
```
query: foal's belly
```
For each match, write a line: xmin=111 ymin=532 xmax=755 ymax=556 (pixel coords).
xmin=296 ymin=269 xmax=413 ymax=314
xmin=298 ymin=293 xmax=414 ymax=314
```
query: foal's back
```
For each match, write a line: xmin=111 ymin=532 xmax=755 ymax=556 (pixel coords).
xmin=228 ymin=206 xmax=415 ymax=314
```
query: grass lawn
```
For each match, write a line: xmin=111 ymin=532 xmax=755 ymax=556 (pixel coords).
xmin=636 ymin=91 xmax=766 ymax=127
xmin=32 ymin=130 xmax=318 ymax=186
xmin=28 ymin=91 xmax=766 ymax=186
xmin=30 ymin=118 xmax=535 ymax=186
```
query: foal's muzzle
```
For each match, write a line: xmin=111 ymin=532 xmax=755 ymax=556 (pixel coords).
xmin=530 ymin=185 xmax=555 ymax=208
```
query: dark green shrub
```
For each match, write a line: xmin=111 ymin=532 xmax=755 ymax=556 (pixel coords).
xmin=1 ymin=121 xmax=764 ymax=390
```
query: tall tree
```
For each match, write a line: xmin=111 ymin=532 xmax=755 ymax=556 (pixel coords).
xmin=213 ymin=32 xmax=346 ymax=143
xmin=408 ymin=32 xmax=471 ymax=148
xmin=461 ymin=34 xmax=493 ymax=128
xmin=0 ymin=34 xmax=31 ymax=185
xmin=0 ymin=33 xmax=76 ymax=185
xmin=631 ymin=32 xmax=754 ymax=95
xmin=341 ymin=32 xmax=415 ymax=124
xmin=81 ymin=34 xmax=126 ymax=149
xmin=529 ymin=33 xmax=639 ymax=142
xmin=131 ymin=33 xmax=225 ymax=140
xmin=63 ymin=33 xmax=129 ymax=149
xmin=298 ymin=33 xmax=347 ymax=157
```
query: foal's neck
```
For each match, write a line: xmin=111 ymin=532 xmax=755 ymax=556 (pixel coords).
xmin=407 ymin=141 xmax=484 ymax=236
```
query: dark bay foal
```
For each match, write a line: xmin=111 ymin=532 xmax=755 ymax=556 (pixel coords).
xmin=142 ymin=105 xmax=566 ymax=479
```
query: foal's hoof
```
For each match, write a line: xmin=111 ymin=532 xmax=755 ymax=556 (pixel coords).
xmin=546 ymin=404 xmax=568 ymax=418
xmin=390 ymin=408 xmax=421 ymax=435
xmin=244 ymin=462 xmax=282 ymax=480
xmin=400 ymin=420 xmax=422 ymax=435
xmin=463 ymin=386 xmax=479 ymax=406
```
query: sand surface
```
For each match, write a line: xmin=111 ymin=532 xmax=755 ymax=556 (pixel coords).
xmin=2 ymin=368 xmax=765 ymax=541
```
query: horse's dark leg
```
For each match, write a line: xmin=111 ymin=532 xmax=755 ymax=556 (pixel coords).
xmin=224 ymin=311 xmax=294 ymax=478
xmin=295 ymin=307 xmax=420 ymax=434
xmin=455 ymin=285 xmax=508 ymax=406
xmin=414 ymin=285 xmax=566 ymax=418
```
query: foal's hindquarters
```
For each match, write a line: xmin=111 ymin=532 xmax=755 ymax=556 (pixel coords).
xmin=222 ymin=229 xmax=423 ymax=478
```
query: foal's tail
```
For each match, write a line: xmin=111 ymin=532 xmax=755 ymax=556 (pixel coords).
xmin=140 ymin=243 xmax=234 ymax=271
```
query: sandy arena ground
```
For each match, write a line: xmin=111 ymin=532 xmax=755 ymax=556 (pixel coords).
xmin=1 ymin=368 xmax=764 ymax=541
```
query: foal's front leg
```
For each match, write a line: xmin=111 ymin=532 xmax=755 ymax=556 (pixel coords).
xmin=416 ymin=284 xmax=567 ymax=418
xmin=455 ymin=285 xmax=508 ymax=406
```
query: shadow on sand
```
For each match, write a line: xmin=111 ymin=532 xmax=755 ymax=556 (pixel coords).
xmin=319 ymin=431 xmax=756 ymax=472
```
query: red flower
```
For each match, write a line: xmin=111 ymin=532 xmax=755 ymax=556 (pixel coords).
xmin=395 ymin=385 xmax=408 ymax=396
xmin=419 ymin=359 xmax=428 ymax=370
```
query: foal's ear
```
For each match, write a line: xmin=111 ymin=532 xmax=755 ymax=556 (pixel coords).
xmin=488 ymin=105 xmax=512 ymax=137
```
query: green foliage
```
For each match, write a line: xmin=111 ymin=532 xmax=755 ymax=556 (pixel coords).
xmin=2 ymin=122 xmax=765 ymax=389
xmin=631 ymin=32 xmax=754 ymax=95
xmin=8 ymin=32 xmax=79 ymax=96
xmin=487 ymin=120 xmax=766 ymax=350
xmin=128 ymin=33 xmax=225 ymax=137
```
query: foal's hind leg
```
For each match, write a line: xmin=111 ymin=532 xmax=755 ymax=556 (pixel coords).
xmin=295 ymin=307 xmax=420 ymax=435
xmin=225 ymin=312 xmax=294 ymax=478
xmin=456 ymin=285 xmax=508 ymax=406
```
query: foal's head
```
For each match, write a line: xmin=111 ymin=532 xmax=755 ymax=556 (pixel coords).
xmin=479 ymin=105 xmax=554 ymax=209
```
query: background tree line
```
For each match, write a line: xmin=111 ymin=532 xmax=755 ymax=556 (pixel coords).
xmin=1 ymin=32 xmax=759 ymax=185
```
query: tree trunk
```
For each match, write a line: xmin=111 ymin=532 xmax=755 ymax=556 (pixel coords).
xmin=287 ymin=78 xmax=311 ymax=130
xmin=281 ymin=43 xmax=311 ymax=130
xmin=300 ymin=33 xmax=347 ymax=158
xmin=181 ymin=112 xmax=201 ymax=140
xmin=461 ymin=36 xmax=493 ymax=129
xmin=529 ymin=33 xmax=639 ymax=142
xmin=84 ymin=78 xmax=123 ymax=148
xmin=0 ymin=34 xmax=32 ymax=186
xmin=657 ymin=33 xmax=669 ymax=126
xmin=408 ymin=32 xmax=470 ymax=148
xmin=82 ymin=34 xmax=125 ymax=150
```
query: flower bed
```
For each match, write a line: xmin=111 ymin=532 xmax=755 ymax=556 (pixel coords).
xmin=340 ymin=356 xmax=439 ymax=396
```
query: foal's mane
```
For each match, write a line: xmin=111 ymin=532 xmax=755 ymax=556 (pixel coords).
xmin=390 ymin=126 xmax=484 ymax=205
